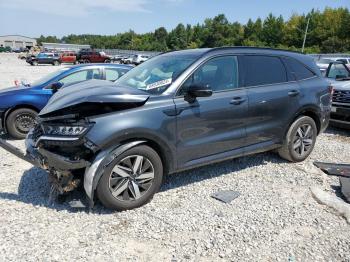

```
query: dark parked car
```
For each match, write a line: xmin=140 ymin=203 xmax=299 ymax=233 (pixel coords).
xmin=0 ymin=64 xmax=132 ymax=138
xmin=26 ymin=53 xmax=61 ymax=66
xmin=77 ymin=50 xmax=111 ymax=63
xmin=0 ymin=47 xmax=331 ymax=210
xmin=325 ymin=61 xmax=350 ymax=128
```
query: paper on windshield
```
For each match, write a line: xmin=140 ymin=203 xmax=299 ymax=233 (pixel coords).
xmin=146 ymin=78 xmax=172 ymax=90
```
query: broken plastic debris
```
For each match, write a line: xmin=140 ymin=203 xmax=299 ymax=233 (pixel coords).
xmin=211 ymin=190 xmax=240 ymax=203
xmin=68 ymin=199 xmax=87 ymax=208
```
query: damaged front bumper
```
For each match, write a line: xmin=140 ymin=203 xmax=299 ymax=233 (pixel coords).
xmin=24 ymin=130 xmax=91 ymax=171
xmin=0 ymin=126 xmax=146 ymax=207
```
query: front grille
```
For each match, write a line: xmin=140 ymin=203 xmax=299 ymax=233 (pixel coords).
xmin=333 ymin=90 xmax=350 ymax=103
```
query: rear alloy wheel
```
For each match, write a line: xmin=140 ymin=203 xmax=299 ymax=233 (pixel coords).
xmin=6 ymin=108 xmax=37 ymax=139
xmin=97 ymin=145 xmax=163 ymax=210
xmin=53 ymin=60 xmax=60 ymax=66
xmin=278 ymin=116 xmax=317 ymax=162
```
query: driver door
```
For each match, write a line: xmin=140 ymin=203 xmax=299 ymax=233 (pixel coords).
xmin=173 ymin=56 xmax=248 ymax=168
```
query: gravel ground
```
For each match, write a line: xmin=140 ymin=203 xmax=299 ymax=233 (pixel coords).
xmin=0 ymin=53 xmax=350 ymax=261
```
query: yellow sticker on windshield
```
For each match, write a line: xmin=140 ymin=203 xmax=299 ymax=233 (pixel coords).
xmin=146 ymin=78 xmax=172 ymax=90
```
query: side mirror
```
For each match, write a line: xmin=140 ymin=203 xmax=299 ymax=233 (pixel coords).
xmin=185 ymin=84 xmax=213 ymax=103
xmin=51 ymin=82 xmax=63 ymax=93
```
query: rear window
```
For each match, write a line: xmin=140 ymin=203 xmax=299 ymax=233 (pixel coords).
xmin=284 ymin=57 xmax=315 ymax=80
xmin=243 ymin=55 xmax=287 ymax=87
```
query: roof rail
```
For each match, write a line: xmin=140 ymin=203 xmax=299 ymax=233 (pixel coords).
xmin=204 ymin=46 xmax=303 ymax=55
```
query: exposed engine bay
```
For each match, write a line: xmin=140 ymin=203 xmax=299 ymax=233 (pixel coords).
xmin=0 ymin=81 xmax=151 ymax=206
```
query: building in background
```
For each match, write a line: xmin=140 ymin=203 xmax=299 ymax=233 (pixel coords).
xmin=42 ymin=42 xmax=91 ymax=52
xmin=0 ymin=35 xmax=37 ymax=50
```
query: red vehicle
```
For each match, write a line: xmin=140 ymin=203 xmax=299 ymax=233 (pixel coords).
xmin=59 ymin=52 xmax=77 ymax=64
xmin=77 ymin=50 xmax=111 ymax=63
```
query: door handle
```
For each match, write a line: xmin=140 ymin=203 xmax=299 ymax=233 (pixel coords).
xmin=288 ymin=90 xmax=300 ymax=97
xmin=230 ymin=97 xmax=246 ymax=105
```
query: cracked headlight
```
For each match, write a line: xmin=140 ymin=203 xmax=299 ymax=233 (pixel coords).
xmin=43 ymin=125 xmax=89 ymax=136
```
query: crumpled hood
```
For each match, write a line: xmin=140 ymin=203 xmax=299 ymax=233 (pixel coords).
xmin=39 ymin=79 xmax=150 ymax=117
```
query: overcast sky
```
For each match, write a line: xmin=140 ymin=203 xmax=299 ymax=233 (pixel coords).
xmin=0 ymin=0 xmax=349 ymax=38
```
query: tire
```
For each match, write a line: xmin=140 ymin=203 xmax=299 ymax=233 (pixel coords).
xmin=53 ymin=60 xmax=60 ymax=66
xmin=6 ymin=108 xmax=38 ymax=139
xmin=97 ymin=145 xmax=163 ymax=210
xmin=104 ymin=59 xmax=111 ymax=63
xmin=278 ymin=116 xmax=317 ymax=162
xmin=84 ymin=59 xmax=90 ymax=64
xmin=32 ymin=61 xmax=38 ymax=66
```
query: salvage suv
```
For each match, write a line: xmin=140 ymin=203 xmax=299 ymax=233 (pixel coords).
xmin=0 ymin=47 xmax=331 ymax=210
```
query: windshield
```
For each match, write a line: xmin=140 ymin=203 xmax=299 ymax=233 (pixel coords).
xmin=31 ymin=68 xmax=69 ymax=86
xmin=115 ymin=53 xmax=200 ymax=95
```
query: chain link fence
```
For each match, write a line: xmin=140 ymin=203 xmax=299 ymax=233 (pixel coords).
xmin=95 ymin=49 xmax=161 ymax=57
xmin=309 ymin=53 xmax=350 ymax=59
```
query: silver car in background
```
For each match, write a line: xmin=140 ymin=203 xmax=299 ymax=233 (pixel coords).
xmin=132 ymin=54 xmax=151 ymax=65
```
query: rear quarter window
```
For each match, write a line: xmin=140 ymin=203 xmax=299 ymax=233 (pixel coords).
xmin=284 ymin=57 xmax=315 ymax=80
xmin=243 ymin=55 xmax=287 ymax=87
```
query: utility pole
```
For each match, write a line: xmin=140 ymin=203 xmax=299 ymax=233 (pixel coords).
xmin=301 ymin=17 xmax=310 ymax=53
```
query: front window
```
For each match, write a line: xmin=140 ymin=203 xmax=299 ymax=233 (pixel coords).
xmin=31 ymin=68 xmax=70 ymax=86
xmin=178 ymin=56 xmax=239 ymax=96
xmin=59 ymin=69 xmax=102 ymax=85
xmin=115 ymin=53 xmax=200 ymax=95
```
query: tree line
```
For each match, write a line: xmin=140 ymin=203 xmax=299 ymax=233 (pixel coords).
xmin=37 ymin=7 xmax=350 ymax=53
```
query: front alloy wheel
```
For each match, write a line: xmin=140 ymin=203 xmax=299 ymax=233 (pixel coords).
xmin=97 ymin=145 xmax=163 ymax=210
xmin=109 ymin=155 xmax=155 ymax=201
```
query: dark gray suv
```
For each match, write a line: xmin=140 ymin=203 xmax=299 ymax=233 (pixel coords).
xmin=0 ymin=47 xmax=331 ymax=210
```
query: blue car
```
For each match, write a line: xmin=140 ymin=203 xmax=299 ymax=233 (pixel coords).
xmin=0 ymin=63 xmax=133 ymax=139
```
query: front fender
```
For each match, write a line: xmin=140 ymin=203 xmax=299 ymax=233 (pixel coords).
xmin=84 ymin=140 xmax=145 ymax=206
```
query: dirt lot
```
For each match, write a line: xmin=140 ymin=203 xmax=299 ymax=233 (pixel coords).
xmin=0 ymin=53 xmax=349 ymax=261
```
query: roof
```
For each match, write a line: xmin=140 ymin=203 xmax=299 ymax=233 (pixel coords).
xmin=0 ymin=35 xmax=36 ymax=40
xmin=42 ymin=42 xmax=90 ymax=47
xmin=162 ymin=46 xmax=305 ymax=59
xmin=207 ymin=46 xmax=303 ymax=54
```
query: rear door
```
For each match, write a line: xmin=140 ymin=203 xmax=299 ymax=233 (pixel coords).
xmin=242 ymin=55 xmax=300 ymax=146
xmin=174 ymin=55 xmax=248 ymax=168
